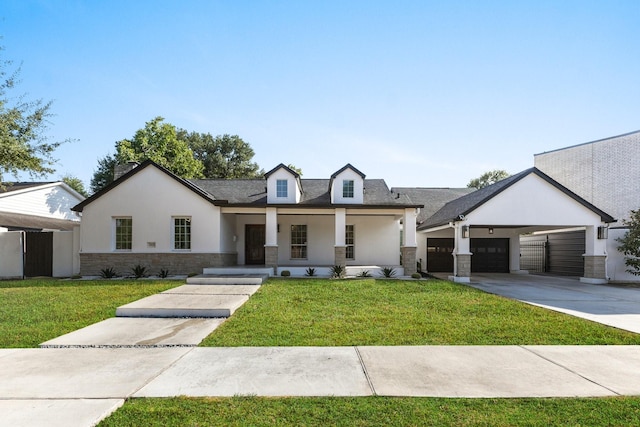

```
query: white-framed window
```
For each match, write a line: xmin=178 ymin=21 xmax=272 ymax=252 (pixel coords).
xmin=343 ymin=180 xmax=354 ymax=198
xmin=291 ymin=224 xmax=307 ymax=259
xmin=346 ymin=225 xmax=355 ymax=259
xmin=276 ymin=179 xmax=288 ymax=198
xmin=173 ymin=217 xmax=191 ymax=250
xmin=114 ymin=217 xmax=132 ymax=251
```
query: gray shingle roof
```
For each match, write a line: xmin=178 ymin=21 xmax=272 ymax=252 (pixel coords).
xmin=391 ymin=187 xmax=475 ymax=224
xmin=0 ymin=182 xmax=56 ymax=194
xmin=418 ymin=168 xmax=615 ymax=230
xmin=0 ymin=211 xmax=79 ymax=231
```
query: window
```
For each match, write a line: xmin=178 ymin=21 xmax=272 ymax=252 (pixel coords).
xmin=343 ymin=180 xmax=354 ymax=198
xmin=114 ymin=217 xmax=132 ymax=250
xmin=346 ymin=225 xmax=355 ymax=259
xmin=276 ymin=179 xmax=288 ymax=198
xmin=290 ymin=224 xmax=307 ymax=259
xmin=173 ymin=217 xmax=191 ymax=250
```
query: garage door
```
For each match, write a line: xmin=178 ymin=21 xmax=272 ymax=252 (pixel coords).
xmin=471 ymin=238 xmax=509 ymax=273
xmin=426 ymin=238 xmax=454 ymax=272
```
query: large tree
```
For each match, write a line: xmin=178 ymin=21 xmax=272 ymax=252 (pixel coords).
xmin=617 ymin=209 xmax=640 ymax=276
xmin=61 ymin=174 xmax=88 ymax=197
xmin=467 ymin=169 xmax=510 ymax=189
xmin=90 ymin=154 xmax=117 ymax=194
xmin=0 ymin=46 xmax=65 ymax=183
xmin=115 ymin=116 xmax=204 ymax=178
xmin=178 ymin=130 xmax=262 ymax=178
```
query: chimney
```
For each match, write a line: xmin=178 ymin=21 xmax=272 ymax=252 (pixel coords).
xmin=114 ymin=161 xmax=139 ymax=180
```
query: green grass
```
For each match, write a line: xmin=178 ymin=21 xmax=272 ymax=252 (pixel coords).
xmin=98 ymin=396 xmax=640 ymax=426
xmin=202 ymin=278 xmax=640 ymax=346
xmin=0 ymin=278 xmax=181 ymax=348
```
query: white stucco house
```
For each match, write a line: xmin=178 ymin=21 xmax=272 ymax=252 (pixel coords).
xmin=534 ymin=130 xmax=640 ymax=282
xmin=72 ymin=161 xmax=422 ymax=277
xmin=0 ymin=182 xmax=83 ymax=278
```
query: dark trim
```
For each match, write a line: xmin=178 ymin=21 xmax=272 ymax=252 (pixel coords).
xmin=264 ymin=163 xmax=300 ymax=178
xmin=216 ymin=202 xmax=423 ymax=209
xmin=330 ymin=163 xmax=366 ymax=179
xmin=71 ymin=160 xmax=216 ymax=212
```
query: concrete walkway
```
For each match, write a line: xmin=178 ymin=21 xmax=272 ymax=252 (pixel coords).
xmin=3 ymin=274 xmax=640 ymax=426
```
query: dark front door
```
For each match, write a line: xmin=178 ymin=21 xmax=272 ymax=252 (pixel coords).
xmin=24 ymin=232 xmax=53 ymax=277
xmin=245 ymin=224 xmax=265 ymax=265
xmin=471 ymin=238 xmax=509 ymax=273
xmin=426 ymin=238 xmax=455 ymax=272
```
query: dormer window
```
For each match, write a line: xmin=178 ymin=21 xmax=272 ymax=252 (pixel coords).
xmin=276 ymin=179 xmax=288 ymax=198
xmin=343 ymin=180 xmax=354 ymax=198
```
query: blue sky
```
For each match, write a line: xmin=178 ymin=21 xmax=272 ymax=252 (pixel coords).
xmin=2 ymin=0 xmax=639 ymax=189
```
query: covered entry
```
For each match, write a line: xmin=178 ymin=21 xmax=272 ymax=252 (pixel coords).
xmin=417 ymin=168 xmax=614 ymax=284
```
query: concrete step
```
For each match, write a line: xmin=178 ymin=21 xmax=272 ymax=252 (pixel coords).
xmin=116 ymin=294 xmax=249 ymax=318
xmin=203 ymin=267 xmax=273 ymax=276
xmin=187 ymin=274 xmax=267 ymax=285
xmin=163 ymin=284 xmax=261 ymax=296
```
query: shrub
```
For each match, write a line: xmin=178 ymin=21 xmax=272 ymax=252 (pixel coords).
xmin=305 ymin=267 xmax=316 ymax=277
xmin=280 ymin=270 xmax=291 ymax=277
xmin=330 ymin=265 xmax=345 ymax=279
xmin=411 ymin=272 xmax=422 ymax=279
xmin=379 ymin=267 xmax=396 ymax=278
xmin=357 ymin=270 xmax=372 ymax=278
xmin=100 ymin=267 xmax=117 ymax=279
xmin=131 ymin=264 xmax=148 ymax=279
xmin=159 ymin=268 xmax=170 ymax=278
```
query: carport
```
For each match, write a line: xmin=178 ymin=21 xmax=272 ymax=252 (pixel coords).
xmin=417 ymin=168 xmax=615 ymax=284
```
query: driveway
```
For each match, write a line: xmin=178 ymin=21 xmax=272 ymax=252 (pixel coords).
xmin=465 ymin=273 xmax=640 ymax=334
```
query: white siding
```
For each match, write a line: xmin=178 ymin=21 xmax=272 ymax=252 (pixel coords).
xmin=80 ymin=167 xmax=221 ymax=253
xmin=266 ymin=168 xmax=301 ymax=204
xmin=0 ymin=184 xmax=82 ymax=220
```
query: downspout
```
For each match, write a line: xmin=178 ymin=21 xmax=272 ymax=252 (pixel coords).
xmin=21 ymin=230 xmax=26 ymax=280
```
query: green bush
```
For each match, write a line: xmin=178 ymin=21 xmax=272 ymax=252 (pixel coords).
xmin=280 ymin=270 xmax=291 ymax=277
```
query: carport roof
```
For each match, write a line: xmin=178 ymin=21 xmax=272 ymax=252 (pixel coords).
xmin=418 ymin=168 xmax=616 ymax=230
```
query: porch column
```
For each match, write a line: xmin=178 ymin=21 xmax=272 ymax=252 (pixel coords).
xmin=450 ymin=222 xmax=471 ymax=283
xmin=402 ymin=208 xmax=418 ymax=275
xmin=581 ymin=225 xmax=608 ymax=284
xmin=265 ymin=208 xmax=278 ymax=274
xmin=509 ymin=231 xmax=526 ymax=274
xmin=334 ymin=208 xmax=346 ymax=267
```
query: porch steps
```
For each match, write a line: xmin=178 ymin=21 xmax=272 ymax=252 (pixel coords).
xmin=203 ymin=267 xmax=274 ymax=277
xmin=186 ymin=274 xmax=268 ymax=286
xmin=114 ymin=274 xmax=263 ymax=319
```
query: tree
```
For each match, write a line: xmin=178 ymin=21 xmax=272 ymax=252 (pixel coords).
xmin=178 ymin=130 xmax=262 ymax=178
xmin=61 ymin=174 xmax=88 ymax=197
xmin=90 ymin=154 xmax=116 ymax=194
xmin=617 ymin=209 xmax=640 ymax=276
xmin=467 ymin=169 xmax=510 ymax=189
xmin=115 ymin=117 xmax=203 ymax=178
xmin=287 ymin=164 xmax=303 ymax=176
xmin=0 ymin=46 xmax=65 ymax=183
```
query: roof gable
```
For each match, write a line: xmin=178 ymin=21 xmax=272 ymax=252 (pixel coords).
xmin=419 ymin=168 xmax=615 ymax=229
xmin=72 ymin=160 xmax=215 ymax=212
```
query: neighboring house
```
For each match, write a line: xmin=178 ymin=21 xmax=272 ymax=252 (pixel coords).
xmin=0 ymin=182 xmax=84 ymax=278
xmin=534 ymin=130 xmax=640 ymax=282
xmin=415 ymin=168 xmax=614 ymax=284
xmin=72 ymin=161 xmax=422 ymax=277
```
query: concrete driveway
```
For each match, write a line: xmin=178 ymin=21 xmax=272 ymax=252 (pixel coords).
xmin=466 ymin=273 xmax=640 ymax=334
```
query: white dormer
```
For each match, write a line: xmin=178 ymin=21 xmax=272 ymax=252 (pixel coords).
xmin=265 ymin=164 xmax=302 ymax=204
xmin=330 ymin=164 xmax=365 ymax=204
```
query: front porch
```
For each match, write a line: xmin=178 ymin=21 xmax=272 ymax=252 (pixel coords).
xmin=203 ymin=265 xmax=407 ymax=278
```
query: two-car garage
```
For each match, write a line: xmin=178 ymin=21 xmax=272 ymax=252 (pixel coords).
xmin=427 ymin=238 xmax=510 ymax=273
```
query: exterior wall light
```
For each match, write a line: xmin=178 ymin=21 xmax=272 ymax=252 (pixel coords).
xmin=597 ymin=226 xmax=608 ymax=239
xmin=488 ymin=227 xmax=494 ymax=234
xmin=461 ymin=225 xmax=469 ymax=238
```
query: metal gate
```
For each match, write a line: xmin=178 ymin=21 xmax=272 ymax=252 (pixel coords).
xmin=24 ymin=232 xmax=53 ymax=277
xmin=520 ymin=239 xmax=547 ymax=273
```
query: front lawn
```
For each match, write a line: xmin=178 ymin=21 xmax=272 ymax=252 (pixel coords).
xmin=202 ymin=278 xmax=640 ymax=346
xmin=99 ymin=396 xmax=640 ymax=426
xmin=0 ymin=279 xmax=180 ymax=348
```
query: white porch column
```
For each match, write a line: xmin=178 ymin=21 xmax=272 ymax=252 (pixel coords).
xmin=450 ymin=222 xmax=471 ymax=283
xmin=265 ymin=208 xmax=278 ymax=246
xmin=403 ymin=208 xmax=417 ymax=246
xmin=509 ymin=231 xmax=525 ymax=274
xmin=334 ymin=208 xmax=346 ymax=266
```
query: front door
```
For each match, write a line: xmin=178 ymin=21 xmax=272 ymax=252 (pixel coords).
xmin=24 ymin=232 xmax=53 ymax=277
xmin=245 ymin=224 xmax=265 ymax=265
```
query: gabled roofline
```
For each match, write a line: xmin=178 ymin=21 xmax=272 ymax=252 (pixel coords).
xmin=534 ymin=129 xmax=640 ymax=156
xmin=263 ymin=163 xmax=303 ymax=194
xmin=330 ymin=163 xmax=366 ymax=180
xmin=418 ymin=167 xmax=615 ymax=230
xmin=71 ymin=160 xmax=216 ymax=212
xmin=0 ymin=181 xmax=84 ymax=201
